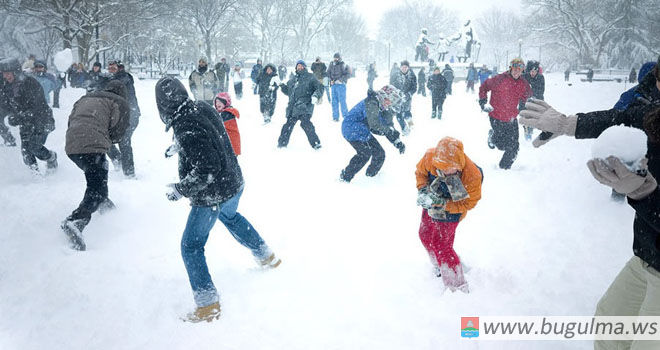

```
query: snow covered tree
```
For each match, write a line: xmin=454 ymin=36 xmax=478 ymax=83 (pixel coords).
xmin=476 ymin=8 xmax=526 ymax=71
xmin=179 ymin=0 xmax=237 ymax=62
xmin=326 ymin=10 xmax=370 ymax=61
xmin=287 ymin=0 xmax=351 ymax=59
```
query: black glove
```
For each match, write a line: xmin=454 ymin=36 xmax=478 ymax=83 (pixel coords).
xmin=393 ymin=139 xmax=405 ymax=154
xmin=478 ymin=98 xmax=487 ymax=111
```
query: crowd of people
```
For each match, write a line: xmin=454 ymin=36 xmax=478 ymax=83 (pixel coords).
xmin=2 ymin=49 xmax=658 ymax=348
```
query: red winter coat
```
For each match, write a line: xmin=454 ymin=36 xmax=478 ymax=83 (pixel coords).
xmin=214 ymin=92 xmax=241 ymax=155
xmin=478 ymin=72 xmax=532 ymax=122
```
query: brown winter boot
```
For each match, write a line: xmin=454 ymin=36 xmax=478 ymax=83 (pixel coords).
xmin=259 ymin=253 xmax=282 ymax=269
xmin=183 ymin=302 xmax=221 ymax=323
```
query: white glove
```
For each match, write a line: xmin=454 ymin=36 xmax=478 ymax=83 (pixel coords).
xmin=587 ymin=157 xmax=657 ymax=200
xmin=166 ymin=183 xmax=184 ymax=201
xmin=519 ymin=98 xmax=577 ymax=131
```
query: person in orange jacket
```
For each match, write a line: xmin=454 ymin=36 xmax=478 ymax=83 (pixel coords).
xmin=213 ymin=92 xmax=241 ymax=155
xmin=415 ymin=137 xmax=483 ymax=293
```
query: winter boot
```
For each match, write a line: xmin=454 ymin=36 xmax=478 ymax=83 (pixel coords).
xmin=111 ymin=158 xmax=122 ymax=172
xmin=183 ymin=302 xmax=221 ymax=323
xmin=263 ymin=113 xmax=271 ymax=124
xmin=259 ymin=253 xmax=282 ymax=269
xmin=46 ymin=151 xmax=58 ymax=174
xmin=431 ymin=111 xmax=436 ymax=119
xmin=437 ymin=109 xmax=442 ymax=120
xmin=312 ymin=143 xmax=322 ymax=150
xmin=61 ymin=218 xmax=89 ymax=251
xmin=487 ymin=129 xmax=495 ymax=149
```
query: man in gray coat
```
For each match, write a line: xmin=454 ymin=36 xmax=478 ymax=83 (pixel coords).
xmin=61 ymin=80 xmax=130 ymax=251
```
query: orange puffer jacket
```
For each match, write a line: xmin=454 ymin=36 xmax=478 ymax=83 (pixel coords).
xmin=415 ymin=137 xmax=483 ymax=220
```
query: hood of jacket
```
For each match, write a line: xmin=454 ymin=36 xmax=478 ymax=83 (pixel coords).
xmin=155 ymin=77 xmax=190 ymax=130
xmin=104 ymin=80 xmax=127 ymax=99
xmin=431 ymin=137 xmax=466 ymax=174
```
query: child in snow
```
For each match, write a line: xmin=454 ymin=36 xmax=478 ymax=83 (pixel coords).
xmin=213 ymin=92 xmax=241 ymax=156
xmin=416 ymin=137 xmax=483 ymax=293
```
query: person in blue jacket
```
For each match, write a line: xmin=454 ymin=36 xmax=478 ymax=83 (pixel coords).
xmin=477 ymin=64 xmax=491 ymax=84
xmin=613 ymin=61 xmax=658 ymax=111
xmin=339 ymin=85 xmax=406 ymax=182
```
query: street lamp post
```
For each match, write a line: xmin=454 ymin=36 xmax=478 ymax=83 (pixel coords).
xmin=518 ymin=39 xmax=522 ymax=58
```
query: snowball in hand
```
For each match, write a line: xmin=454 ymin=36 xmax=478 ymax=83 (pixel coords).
xmin=591 ymin=125 xmax=647 ymax=171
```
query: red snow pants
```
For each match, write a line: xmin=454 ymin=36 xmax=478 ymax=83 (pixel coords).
xmin=418 ymin=209 xmax=460 ymax=270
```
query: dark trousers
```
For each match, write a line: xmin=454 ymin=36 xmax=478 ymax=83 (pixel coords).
xmin=342 ymin=136 xmax=385 ymax=181
xmin=278 ymin=113 xmax=320 ymax=148
xmin=234 ymin=82 xmax=243 ymax=99
xmin=20 ymin=128 xmax=51 ymax=167
xmin=67 ymin=153 xmax=108 ymax=223
xmin=418 ymin=84 xmax=426 ymax=96
xmin=489 ymin=117 xmax=519 ymax=169
xmin=0 ymin=117 xmax=16 ymax=145
xmin=396 ymin=110 xmax=412 ymax=131
xmin=108 ymin=124 xmax=136 ymax=176
xmin=368 ymin=79 xmax=374 ymax=91
xmin=431 ymin=92 xmax=446 ymax=114
xmin=466 ymin=80 xmax=475 ymax=92
xmin=259 ymin=92 xmax=277 ymax=117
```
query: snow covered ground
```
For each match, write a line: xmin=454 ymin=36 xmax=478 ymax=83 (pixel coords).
xmin=0 ymin=70 xmax=639 ymax=349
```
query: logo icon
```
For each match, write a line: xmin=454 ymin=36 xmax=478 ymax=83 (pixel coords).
xmin=461 ymin=317 xmax=479 ymax=338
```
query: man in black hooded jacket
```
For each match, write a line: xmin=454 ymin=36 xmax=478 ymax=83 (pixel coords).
xmin=1 ymin=57 xmax=57 ymax=173
xmin=155 ymin=77 xmax=281 ymax=323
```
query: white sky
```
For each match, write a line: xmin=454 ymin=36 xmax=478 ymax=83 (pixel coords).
xmin=354 ymin=0 xmax=523 ymax=39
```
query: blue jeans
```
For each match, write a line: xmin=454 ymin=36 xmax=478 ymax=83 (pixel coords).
xmin=180 ymin=189 xmax=270 ymax=307
xmin=331 ymin=83 xmax=348 ymax=121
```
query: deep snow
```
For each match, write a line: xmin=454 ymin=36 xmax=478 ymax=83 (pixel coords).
xmin=0 ymin=69 xmax=640 ymax=349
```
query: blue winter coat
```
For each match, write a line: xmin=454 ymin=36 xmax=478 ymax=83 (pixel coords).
xmin=478 ymin=69 xmax=491 ymax=84
xmin=33 ymin=72 xmax=60 ymax=104
xmin=614 ymin=62 xmax=657 ymax=111
xmin=342 ymin=93 xmax=395 ymax=142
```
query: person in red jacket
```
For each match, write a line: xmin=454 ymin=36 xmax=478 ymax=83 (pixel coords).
xmin=478 ymin=57 xmax=532 ymax=169
xmin=213 ymin=92 xmax=241 ymax=155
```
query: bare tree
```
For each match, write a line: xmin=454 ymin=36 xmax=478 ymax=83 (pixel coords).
xmin=476 ymin=8 xmax=526 ymax=70
xmin=179 ymin=0 xmax=237 ymax=61
xmin=237 ymin=0 xmax=292 ymax=62
xmin=288 ymin=0 xmax=351 ymax=59
xmin=326 ymin=10 xmax=369 ymax=60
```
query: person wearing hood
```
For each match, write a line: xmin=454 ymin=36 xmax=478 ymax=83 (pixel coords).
xmin=614 ymin=61 xmax=658 ymax=112
xmin=188 ymin=57 xmax=219 ymax=105
xmin=415 ymin=137 xmax=483 ymax=293
xmin=339 ymin=85 xmax=406 ymax=182
xmin=326 ymin=53 xmax=350 ymax=121
xmin=155 ymin=77 xmax=281 ymax=323
xmin=256 ymin=63 xmax=281 ymax=123
xmin=441 ymin=64 xmax=454 ymax=95
xmin=213 ymin=92 xmax=241 ymax=155
xmin=60 ymin=80 xmax=130 ymax=251
xmin=278 ymin=60 xmax=324 ymax=149
xmin=519 ymin=61 xmax=660 ymax=350
xmin=277 ymin=63 xmax=287 ymax=81
xmin=0 ymin=57 xmax=58 ymax=174
xmin=107 ymin=59 xmax=141 ymax=178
